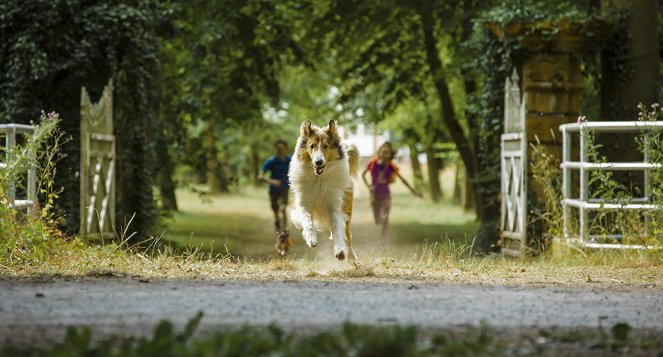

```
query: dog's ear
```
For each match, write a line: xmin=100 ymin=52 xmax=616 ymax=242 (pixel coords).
xmin=326 ymin=120 xmax=338 ymax=138
xmin=300 ymin=119 xmax=312 ymax=137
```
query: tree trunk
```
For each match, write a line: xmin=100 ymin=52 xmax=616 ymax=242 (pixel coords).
xmin=217 ymin=158 xmax=231 ymax=193
xmin=204 ymin=127 xmax=222 ymax=195
xmin=425 ymin=144 xmax=442 ymax=202
xmin=418 ymin=7 xmax=483 ymax=218
xmin=599 ymin=0 xmax=660 ymax=187
xmin=464 ymin=170 xmax=476 ymax=211
xmin=601 ymin=0 xmax=660 ymax=118
xmin=408 ymin=142 xmax=423 ymax=184
xmin=155 ymin=137 xmax=178 ymax=211
xmin=250 ymin=145 xmax=260 ymax=185
xmin=452 ymin=163 xmax=475 ymax=210
xmin=453 ymin=164 xmax=462 ymax=205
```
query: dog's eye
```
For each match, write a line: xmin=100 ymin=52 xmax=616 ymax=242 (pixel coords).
xmin=323 ymin=144 xmax=329 ymax=149
xmin=309 ymin=144 xmax=315 ymax=149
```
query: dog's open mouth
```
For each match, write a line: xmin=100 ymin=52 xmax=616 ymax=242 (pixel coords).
xmin=314 ymin=165 xmax=325 ymax=175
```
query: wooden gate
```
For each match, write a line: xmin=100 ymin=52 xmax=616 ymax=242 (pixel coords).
xmin=500 ymin=69 xmax=527 ymax=256
xmin=80 ymin=80 xmax=115 ymax=238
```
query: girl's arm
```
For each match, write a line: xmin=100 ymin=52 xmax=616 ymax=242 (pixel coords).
xmin=395 ymin=171 xmax=422 ymax=197
xmin=361 ymin=168 xmax=372 ymax=190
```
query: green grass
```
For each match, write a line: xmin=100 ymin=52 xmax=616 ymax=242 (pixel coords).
xmin=161 ymin=177 xmax=479 ymax=261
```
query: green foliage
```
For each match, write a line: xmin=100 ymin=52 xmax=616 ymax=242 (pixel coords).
xmin=611 ymin=322 xmax=631 ymax=343
xmin=9 ymin=314 xmax=661 ymax=357
xmin=0 ymin=0 xmax=170 ymax=237
xmin=309 ymin=1 xmax=429 ymax=116
xmin=157 ymin=0 xmax=306 ymax=194
xmin=0 ymin=112 xmax=70 ymax=265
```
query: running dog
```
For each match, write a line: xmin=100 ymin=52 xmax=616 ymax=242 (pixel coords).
xmin=275 ymin=231 xmax=293 ymax=257
xmin=288 ymin=119 xmax=359 ymax=261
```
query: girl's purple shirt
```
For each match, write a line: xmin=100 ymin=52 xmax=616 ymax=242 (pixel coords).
xmin=367 ymin=158 xmax=398 ymax=198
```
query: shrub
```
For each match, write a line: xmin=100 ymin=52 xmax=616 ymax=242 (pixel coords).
xmin=0 ymin=111 xmax=69 ymax=266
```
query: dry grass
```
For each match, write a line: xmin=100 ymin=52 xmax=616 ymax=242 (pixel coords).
xmin=2 ymin=236 xmax=661 ymax=291
xmin=2 ymin=167 xmax=662 ymax=290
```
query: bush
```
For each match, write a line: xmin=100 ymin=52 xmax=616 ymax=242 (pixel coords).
xmin=7 ymin=314 xmax=661 ymax=357
xmin=0 ymin=111 xmax=69 ymax=266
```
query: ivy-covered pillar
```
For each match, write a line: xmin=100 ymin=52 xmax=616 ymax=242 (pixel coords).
xmin=491 ymin=20 xmax=611 ymax=255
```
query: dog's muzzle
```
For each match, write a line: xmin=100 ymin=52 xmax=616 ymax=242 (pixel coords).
xmin=314 ymin=165 xmax=325 ymax=175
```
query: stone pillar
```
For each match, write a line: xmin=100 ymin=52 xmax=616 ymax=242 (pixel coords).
xmin=523 ymin=51 xmax=582 ymax=149
xmin=491 ymin=20 xmax=612 ymax=255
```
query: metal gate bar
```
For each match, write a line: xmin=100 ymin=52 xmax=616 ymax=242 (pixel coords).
xmin=0 ymin=124 xmax=37 ymax=212
xmin=560 ymin=121 xmax=663 ymax=249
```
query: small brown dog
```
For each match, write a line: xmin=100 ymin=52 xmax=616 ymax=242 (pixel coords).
xmin=275 ymin=231 xmax=293 ymax=257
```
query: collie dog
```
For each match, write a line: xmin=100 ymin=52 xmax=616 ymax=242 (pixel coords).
xmin=289 ymin=119 xmax=359 ymax=261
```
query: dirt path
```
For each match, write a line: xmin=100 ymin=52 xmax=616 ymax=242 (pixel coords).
xmin=1 ymin=278 xmax=662 ymax=348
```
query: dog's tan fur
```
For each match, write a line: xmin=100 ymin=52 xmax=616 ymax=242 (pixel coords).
xmin=288 ymin=120 xmax=359 ymax=261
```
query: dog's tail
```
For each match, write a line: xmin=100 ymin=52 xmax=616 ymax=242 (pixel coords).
xmin=344 ymin=142 xmax=359 ymax=177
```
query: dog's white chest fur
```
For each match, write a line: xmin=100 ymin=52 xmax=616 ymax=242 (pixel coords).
xmin=289 ymin=157 xmax=351 ymax=230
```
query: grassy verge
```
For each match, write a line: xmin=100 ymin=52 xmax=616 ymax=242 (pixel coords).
xmin=163 ymin=181 xmax=479 ymax=260
xmin=2 ymin=186 xmax=661 ymax=290
xmin=4 ymin=313 xmax=662 ymax=356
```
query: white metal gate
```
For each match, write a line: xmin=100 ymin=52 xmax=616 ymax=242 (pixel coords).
xmin=560 ymin=121 xmax=663 ymax=248
xmin=500 ymin=69 xmax=527 ymax=256
xmin=0 ymin=124 xmax=36 ymax=212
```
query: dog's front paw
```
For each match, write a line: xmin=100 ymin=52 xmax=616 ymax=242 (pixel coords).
xmin=303 ymin=227 xmax=318 ymax=248
xmin=334 ymin=244 xmax=348 ymax=261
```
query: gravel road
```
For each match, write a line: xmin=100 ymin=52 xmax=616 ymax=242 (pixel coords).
xmin=1 ymin=278 xmax=662 ymax=347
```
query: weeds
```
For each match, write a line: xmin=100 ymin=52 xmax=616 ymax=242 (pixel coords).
xmin=0 ymin=112 xmax=69 ymax=267
xmin=5 ymin=313 xmax=661 ymax=356
xmin=530 ymin=103 xmax=663 ymax=254
xmin=529 ymin=137 xmax=563 ymax=254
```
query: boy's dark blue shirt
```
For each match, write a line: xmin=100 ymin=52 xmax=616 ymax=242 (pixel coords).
xmin=262 ymin=155 xmax=291 ymax=192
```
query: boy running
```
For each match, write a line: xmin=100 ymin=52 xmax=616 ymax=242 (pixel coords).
xmin=258 ymin=140 xmax=292 ymax=254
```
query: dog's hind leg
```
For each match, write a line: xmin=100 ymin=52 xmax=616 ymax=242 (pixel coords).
xmin=342 ymin=189 xmax=356 ymax=261
xmin=291 ymin=206 xmax=318 ymax=248
xmin=344 ymin=223 xmax=356 ymax=262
